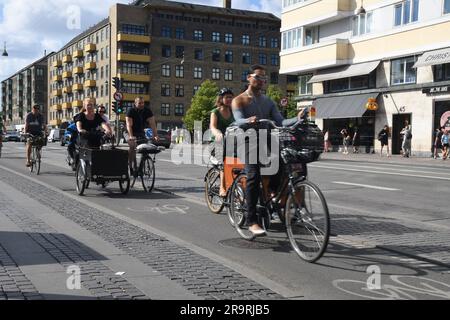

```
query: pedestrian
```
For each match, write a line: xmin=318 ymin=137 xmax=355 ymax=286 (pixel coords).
xmin=324 ymin=130 xmax=331 ymax=152
xmin=400 ymin=120 xmax=412 ymax=158
xmin=96 ymin=105 xmax=110 ymax=125
xmin=352 ymin=127 xmax=360 ymax=154
xmin=433 ymin=126 xmax=444 ymax=159
xmin=340 ymin=128 xmax=350 ymax=154
xmin=377 ymin=125 xmax=391 ymax=157
xmin=441 ymin=129 xmax=449 ymax=160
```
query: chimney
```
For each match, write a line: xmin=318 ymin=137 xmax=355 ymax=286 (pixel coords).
xmin=223 ymin=0 xmax=231 ymax=9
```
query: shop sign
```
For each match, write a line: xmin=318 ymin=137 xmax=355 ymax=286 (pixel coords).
xmin=422 ymin=86 xmax=450 ymax=95
xmin=366 ymin=98 xmax=378 ymax=111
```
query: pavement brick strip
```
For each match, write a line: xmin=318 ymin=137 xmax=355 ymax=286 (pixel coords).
xmin=0 ymin=169 xmax=282 ymax=300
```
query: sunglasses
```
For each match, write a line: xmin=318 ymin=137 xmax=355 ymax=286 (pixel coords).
xmin=250 ymin=75 xmax=267 ymax=82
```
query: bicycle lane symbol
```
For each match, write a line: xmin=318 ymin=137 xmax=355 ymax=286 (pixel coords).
xmin=127 ymin=204 xmax=190 ymax=215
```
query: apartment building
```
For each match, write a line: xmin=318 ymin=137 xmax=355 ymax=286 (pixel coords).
xmin=47 ymin=0 xmax=287 ymax=130
xmin=281 ymin=0 xmax=450 ymax=156
xmin=1 ymin=54 xmax=51 ymax=129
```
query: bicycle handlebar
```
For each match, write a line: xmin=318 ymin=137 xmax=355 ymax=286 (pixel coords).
xmin=248 ymin=119 xmax=303 ymax=131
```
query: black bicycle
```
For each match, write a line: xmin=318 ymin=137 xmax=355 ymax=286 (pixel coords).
xmin=228 ymin=119 xmax=330 ymax=263
xmin=26 ymin=133 xmax=46 ymax=175
xmin=130 ymin=139 xmax=165 ymax=193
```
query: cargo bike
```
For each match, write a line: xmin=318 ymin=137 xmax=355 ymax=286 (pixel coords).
xmin=205 ymin=119 xmax=330 ymax=263
xmin=75 ymin=131 xmax=130 ymax=196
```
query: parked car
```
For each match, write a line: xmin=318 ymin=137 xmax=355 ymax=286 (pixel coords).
xmin=144 ymin=129 xmax=171 ymax=149
xmin=4 ymin=130 xmax=21 ymax=142
xmin=47 ymin=129 xmax=61 ymax=143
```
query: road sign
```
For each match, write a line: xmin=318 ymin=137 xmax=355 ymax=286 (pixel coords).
xmin=114 ymin=92 xmax=123 ymax=102
xmin=281 ymin=98 xmax=289 ymax=107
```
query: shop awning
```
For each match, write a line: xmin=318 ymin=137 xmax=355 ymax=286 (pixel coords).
xmin=308 ymin=61 xmax=380 ymax=83
xmin=315 ymin=93 xmax=379 ymax=119
xmin=413 ymin=47 xmax=450 ymax=68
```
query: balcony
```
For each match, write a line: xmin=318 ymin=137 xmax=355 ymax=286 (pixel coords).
xmin=117 ymin=33 xmax=151 ymax=44
xmin=282 ymin=0 xmax=354 ymax=28
xmin=73 ymin=50 xmax=84 ymax=59
xmin=63 ymin=55 xmax=72 ymax=63
xmin=280 ymin=39 xmax=349 ymax=73
xmin=122 ymin=93 xmax=150 ymax=102
xmin=53 ymin=75 xmax=62 ymax=82
xmin=50 ymin=119 xmax=62 ymax=126
xmin=53 ymin=60 xmax=62 ymax=68
xmin=85 ymin=62 xmax=97 ymax=70
xmin=118 ymin=73 xmax=152 ymax=83
xmin=73 ymin=66 xmax=84 ymax=74
xmin=72 ymin=100 xmax=83 ymax=108
xmin=72 ymin=83 xmax=83 ymax=91
xmin=118 ymin=53 xmax=151 ymax=63
xmin=63 ymin=86 xmax=72 ymax=94
xmin=84 ymin=80 xmax=96 ymax=87
xmin=52 ymin=104 xmax=62 ymax=111
xmin=63 ymin=71 xmax=73 ymax=79
xmin=85 ymin=44 xmax=97 ymax=53
xmin=62 ymin=102 xmax=72 ymax=110
xmin=53 ymin=89 xmax=63 ymax=97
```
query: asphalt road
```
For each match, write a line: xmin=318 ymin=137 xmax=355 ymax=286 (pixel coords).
xmin=1 ymin=141 xmax=450 ymax=300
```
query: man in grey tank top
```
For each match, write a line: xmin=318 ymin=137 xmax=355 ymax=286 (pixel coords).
xmin=232 ymin=65 xmax=306 ymax=236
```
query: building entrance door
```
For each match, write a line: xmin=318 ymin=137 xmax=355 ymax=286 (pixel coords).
xmin=392 ymin=113 xmax=411 ymax=155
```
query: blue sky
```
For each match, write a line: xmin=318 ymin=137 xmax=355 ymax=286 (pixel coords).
xmin=0 ymin=0 xmax=281 ymax=90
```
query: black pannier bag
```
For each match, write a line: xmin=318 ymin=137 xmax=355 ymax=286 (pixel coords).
xmin=279 ymin=123 xmax=324 ymax=164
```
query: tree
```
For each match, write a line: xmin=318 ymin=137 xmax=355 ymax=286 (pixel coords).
xmin=266 ymin=85 xmax=298 ymax=119
xmin=183 ymin=80 xmax=219 ymax=132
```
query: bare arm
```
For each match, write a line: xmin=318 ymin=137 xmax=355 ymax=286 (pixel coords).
xmin=147 ymin=117 xmax=158 ymax=140
xmin=102 ymin=122 xmax=112 ymax=136
xmin=210 ymin=112 xmax=222 ymax=139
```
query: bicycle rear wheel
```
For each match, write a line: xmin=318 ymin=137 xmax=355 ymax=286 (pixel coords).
xmin=36 ymin=148 xmax=41 ymax=175
xmin=141 ymin=157 xmax=155 ymax=193
xmin=29 ymin=147 xmax=35 ymax=173
xmin=205 ymin=167 xmax=225 ymax=214
xmin=285 ymin=180 xmax=330 ymax=263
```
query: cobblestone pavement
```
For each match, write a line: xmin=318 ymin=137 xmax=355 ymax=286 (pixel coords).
xmin=0 ymin=168 xmax=282 ymax=300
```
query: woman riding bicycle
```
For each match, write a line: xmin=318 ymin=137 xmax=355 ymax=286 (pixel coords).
xmin=210 ymin=88 xmax=235 ymax=197
xmin=76 ymin=98 xmax=113 ymax=148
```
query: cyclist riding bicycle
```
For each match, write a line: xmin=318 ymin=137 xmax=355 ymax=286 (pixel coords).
xmin=231 ymin=64 xmax=306 ymax=237
xmin=65 ymin=121 xmax=78 ymax=165
xmin=25 ymin=105 xmax=47 ymax=167
xmin=76 ymin=98 xmax=113 ymax=148
xmin=210 ymin=88 xmax=235 ymax=197
xmin=126 ymin=96 xmax=159 ymax=175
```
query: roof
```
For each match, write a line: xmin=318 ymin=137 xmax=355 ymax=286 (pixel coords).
xmin=133 ymin=0 xmax=280 ymax=21
xmin=2 ymin=53 xmax=54 ymax=82
xmin=57 ymin=18 xmax=110 ymax=53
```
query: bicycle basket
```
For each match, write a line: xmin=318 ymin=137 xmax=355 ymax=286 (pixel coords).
xmin=279 ymin=123 xmax=324 ymax=163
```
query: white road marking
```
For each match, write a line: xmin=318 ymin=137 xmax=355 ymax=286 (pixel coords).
xmin=332 ymin=181 xmax=401 ymax=191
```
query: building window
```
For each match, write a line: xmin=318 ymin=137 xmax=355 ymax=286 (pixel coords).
xmin=259 ymin=53 xmax=267 ymax=65
xmin=101 ymin=67 xmax=104 ymax=79
xmin=193 ymin=86 xmax=200 ymax=95
xmin=225 ymin=51 xmax=233 ymax=63
xmin=194 ymin=30 xmax=203 ymax=41
xmin=445 ymin=0 xmax=450 ymax=14
xmin=270 ymin=72 xmax=279 ymax=84
xmin=225 ymin=33 xmax=233 ymax=44
xmin=176 ymin=46 xmax=184 ymax=58
xmin=270 ymin=38 xmax=279 ymax=48
xmin=271 ymin=54 xmax=279 ymax=66
xmin=212 ymin=49 xmax=221 ymax=62
xmin=176 ymin=28 xmax=185 ymax=39
xmin=161 ymin=104 xmax=170 ymax=116
xmin=161 ymin=26 xmax=171 ymax=38
xmin=194 ymin=67 xmax=203 ymax=79
xmin=394 ymin=0 xmax=419 ymax=26
xmin=120 ymin=62 xmax=148 ymax=75
xmin=175 ymin=104 xmax=185 ymax=116
xmin=282 ymin=28 xmax=302 ymax=50
xmin=224 ymin=69 xmax=233 ymax=81
xmin=101 ymin=48 xmax=104 ymax=60
xmin=161 ymin=84 xmax=170 ymax=96
xmin=122 ymin=24 xmax=147 ymax=35
xmin=259 ymin=36 xmax=267 ymax=47
xmin=106 ymin=45 xmax=109 ymax=58
xmin=212 ymin=68 xmax=220 ymax=80
xmin=242 ymin=53 xmax=251 ymax=64
xmin=162 ymin=45 xmax=171 ymax=57
xmin=241 ymin=71 xmax=249 ymax=82
xmin=242 ymin=35 xmax=250 ymax=45
xmin=352 ymin=12 xmax=373 ymax=36
xmin=175 ymin=65 xmax=184 ymax=78
xmin=212 ymin=32 xmax=221 ymax=42
xmin=195 ymin=49 xmax=204 ymax=60
xmin=434 ymin=63 xmax=450 ymax=82
xmin=304 ymin=26 xmax=319 ymax=45
xmin=161 ymin=64 xmax=171 ymax=77
xmin=391 ymin=56 xmax=417 ymax=85
xmin=298 ymin=74 xmax=312 ymax=95
xmin=175 ymin=84 xmax=184 ymax=97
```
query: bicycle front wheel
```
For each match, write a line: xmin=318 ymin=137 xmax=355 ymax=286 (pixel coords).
xmin=205 ymin=167 xmax=225 ymax=214
xmin=141 ymin=157 xmax=155 ymax=193
xmin=285 ymin=180 xmax=330 ymax=263
xmin=36 ymin=148 xmax=41 ymax=175
xmin=29 ymin=147 xmax=35 ymax=173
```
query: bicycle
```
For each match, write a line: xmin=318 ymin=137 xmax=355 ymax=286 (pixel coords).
xmin=26 ymin=133 xmax=46 ymax=175
xmin=228 ymin=119 xmax=330 ymax=263
xmin=130 ymin=138 xmax=165 ymax=193
xmin=205 ymin=157 xmax=225 ymax=214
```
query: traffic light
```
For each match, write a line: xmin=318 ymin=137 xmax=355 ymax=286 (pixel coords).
xmin=112 ymin=101 xmax=124 ymax=114
xmin=112 ymin=77 xmax=121 ymax=91
xmin=112 ymin=101 xmax=118 ymax=114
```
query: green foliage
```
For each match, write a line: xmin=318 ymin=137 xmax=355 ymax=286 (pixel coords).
xmin=183 ymin=80 xmax=219 ymax=132
xmin=266 ymin=85 xmax=298 ymax=119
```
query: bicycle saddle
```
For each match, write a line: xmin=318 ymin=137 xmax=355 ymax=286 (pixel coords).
xmin=137 ymin=143 xmax=164 ymax=154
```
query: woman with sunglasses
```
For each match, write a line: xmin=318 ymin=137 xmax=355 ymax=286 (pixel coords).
xmin=210 ymin=88 xmax=235 ymax=197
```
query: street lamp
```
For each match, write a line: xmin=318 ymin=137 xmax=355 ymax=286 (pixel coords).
xmin=2 ymin=42 xmax=8 ymax=57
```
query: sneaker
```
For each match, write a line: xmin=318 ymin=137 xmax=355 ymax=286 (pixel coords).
xmin=271 ymin=212 xmax=281 ymax=223
xmin=249 ymin=225 xmax=266 ymax=237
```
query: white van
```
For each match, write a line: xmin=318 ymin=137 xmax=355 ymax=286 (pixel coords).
xmin=47 ymin=129 xmax=61 ymax=142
